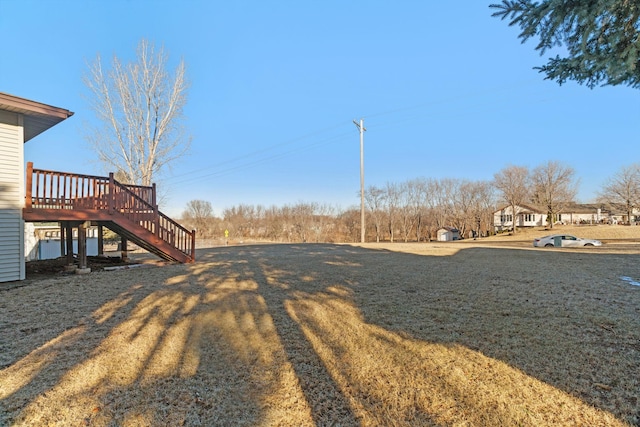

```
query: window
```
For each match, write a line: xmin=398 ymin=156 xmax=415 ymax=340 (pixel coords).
xmin=524 ymin=214 xmax=535 ymax=222
xmin=500 ymin=214 xmax=513 ymax=223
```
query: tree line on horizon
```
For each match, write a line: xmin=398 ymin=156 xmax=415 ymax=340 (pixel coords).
xmin=179 ymin=161 xmax=640 ymax=243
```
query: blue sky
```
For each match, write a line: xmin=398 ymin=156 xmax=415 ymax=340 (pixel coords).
xmin=2 ymin=1 xmax=638 ymax=217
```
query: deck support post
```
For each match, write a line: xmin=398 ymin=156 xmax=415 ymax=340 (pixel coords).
xmin=97 ymin=224 xmax=104 ymax=256
xmin=76 ymin=221 xmax=91 ymax=274
xmin=77 ymin=223 xmax=87 ymax=268
xmin=120 ymin=236 xmax=129 ymax=262
xmin=65 ymin=222 xmax=74 ymax=267
xmin=59 ymin=222 xmax=65 ymax=257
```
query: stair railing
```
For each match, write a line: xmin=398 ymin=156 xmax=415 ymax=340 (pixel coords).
xmin=108 ymin=173 xmax=195 ymax=259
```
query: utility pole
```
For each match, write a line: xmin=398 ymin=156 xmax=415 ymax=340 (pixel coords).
xmin=353 ymin=118 xmax=366 ymax=243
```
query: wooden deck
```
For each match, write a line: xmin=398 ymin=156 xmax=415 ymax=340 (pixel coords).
xmin=23 ymin=162 xmax=195 ymax=263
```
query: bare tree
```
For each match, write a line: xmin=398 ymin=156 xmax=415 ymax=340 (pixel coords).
xmin=599 ymin=164 xmax=640 ymax=224
xmin=398 ymin=181 xmax=418 ymax=242
xmin=84 ymin=39 xmax=190 ymax=186
xmin=337 ymin=208 xmax=361 ymax=242
xmin=422 ymin=179 xmax=441 ymax=241
xmin=448 ymin=180 xmax=466 ymax=236
xmin=264 ymin=205 xmax=285 ymax=241
xmin=290 ymin=202 xmax=315 ymax=242
xmin=434 ymin=178 xmax=457 ymax=230
xmin=182 ymin=200 xmax=214 ymax=237
xmin=384 ymin=182 xmax=401 ymax=242
xmin=223 ymin=204 xmax=258 ymax=239
xmin=409 ymin=178 xmax=429 ymax=242
xmin=493 ymin=165 xmax=530 ymax=233
xmin=365 ymin=185 xmax=386 ymax=242
xmin=451 ymin=180 xmax=481 ymax=238
xmin=531 ymin=161 xmax=578 ymax=228
xmin=279 ymin=205 xmax=295 ymax=242
xmin=310 ymin=204 xmax=336 ymax=242
xmin=467 ymin=181 xmax=496 ymax=238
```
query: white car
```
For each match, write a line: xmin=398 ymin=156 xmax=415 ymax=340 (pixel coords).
xmin=533 ymin=234 xmax=602 ymax=248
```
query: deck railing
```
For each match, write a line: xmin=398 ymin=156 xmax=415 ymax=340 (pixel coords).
xmin=25 ymin=162 xmax=195 ymax=261
xmin=26 ymin=165 xmax=110 ymax=210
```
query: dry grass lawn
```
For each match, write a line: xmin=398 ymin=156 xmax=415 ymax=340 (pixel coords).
xmin=1 ymin=224 xmax=639 ymax=426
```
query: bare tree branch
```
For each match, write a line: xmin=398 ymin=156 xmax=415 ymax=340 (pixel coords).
xmin=493 ymin=165 xmax=530 ymax=234
xmin=84 ymin=39 xmax=191 ymax=186
xmin=531 ymin=160 xmax=579 ymax=228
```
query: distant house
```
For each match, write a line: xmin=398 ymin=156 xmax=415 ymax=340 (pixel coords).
xmin=561 ymin=203 xmax=612 ymax=224
xmin=0 ymin=92 xmax=73 ymax=282
xmin=492 ymin=203 xmax=633 ymax=231
xmin=437 ymin=227 xmax=460 ymax=241
xmin=493 ymin=204 xmax=546 ymax=231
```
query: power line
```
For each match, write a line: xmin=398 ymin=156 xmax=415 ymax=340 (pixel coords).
xmin=166 ymin=78 xmax=549 ymax=188
xmin=168 ymin=121 xmax=352 ymax=181
xmin=168 ymin=129 xmax=353 ymax=186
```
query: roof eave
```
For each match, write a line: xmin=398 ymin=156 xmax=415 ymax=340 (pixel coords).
xmin=0 ymin=92 xmax=74 ymax=142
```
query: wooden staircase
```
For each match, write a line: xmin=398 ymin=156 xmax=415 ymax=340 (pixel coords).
xmin=23 ymin=162 xmax=195 ymax=263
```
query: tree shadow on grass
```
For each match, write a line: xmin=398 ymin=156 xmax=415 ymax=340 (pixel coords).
xmin=1 ymin=264 xmax=268 ymax=426
xmin=203 ymin=243 xmax=638 ymax=425
xmin=2 ymin=244 xmax=638 ymax=425
xmin=344 ymin=245 xmax=640 ymax=425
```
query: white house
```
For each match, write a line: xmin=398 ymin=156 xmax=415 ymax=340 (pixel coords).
xmin=0 ymin=92 xmax=73 ymax=282
xmin=493 ymin=203 xmax=627 ymax=232
xmin=493 ymin=204 xmax=547 ymax=231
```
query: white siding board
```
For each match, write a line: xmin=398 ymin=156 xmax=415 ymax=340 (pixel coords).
xmin=0 ymin=165 xmax=21 ymax=176
xmin=0 ymin=256 xmax=20 ymax=265
xmin=0 ymin=122 xmax=25 ymax=282
xmin=0 ymin=151 xmax=20 ymax=160
xmin=0 ymin=210 xmax=21 ymax=219
xmin=0 ymin=142 xmax=20 ymax=151
xmin=0 ymin=271 xmax=20 ymax=283
xmin=0 ymin=244 xmax=22 ymax=255
xmin=0 ymin=229 xmax=21 ymax=238
xmin=0 ymin=127 xmax=19 ymax=139
xmin=0 ymin=162 xmax=21 ymax=173
xmin=0 ymin=247 xmax=21 ymax=257
xmin=0 ymin=189 xmax=20 ymax=209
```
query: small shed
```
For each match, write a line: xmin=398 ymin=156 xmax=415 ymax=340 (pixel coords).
xmin=0 ymin=92 xmax=73 ymax=282
xmin=437 ymin=227 xmax=460 ymax=242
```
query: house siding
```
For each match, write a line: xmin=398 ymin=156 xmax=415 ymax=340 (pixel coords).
xmin=0 ymin=121 xmax=25 ymax=282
